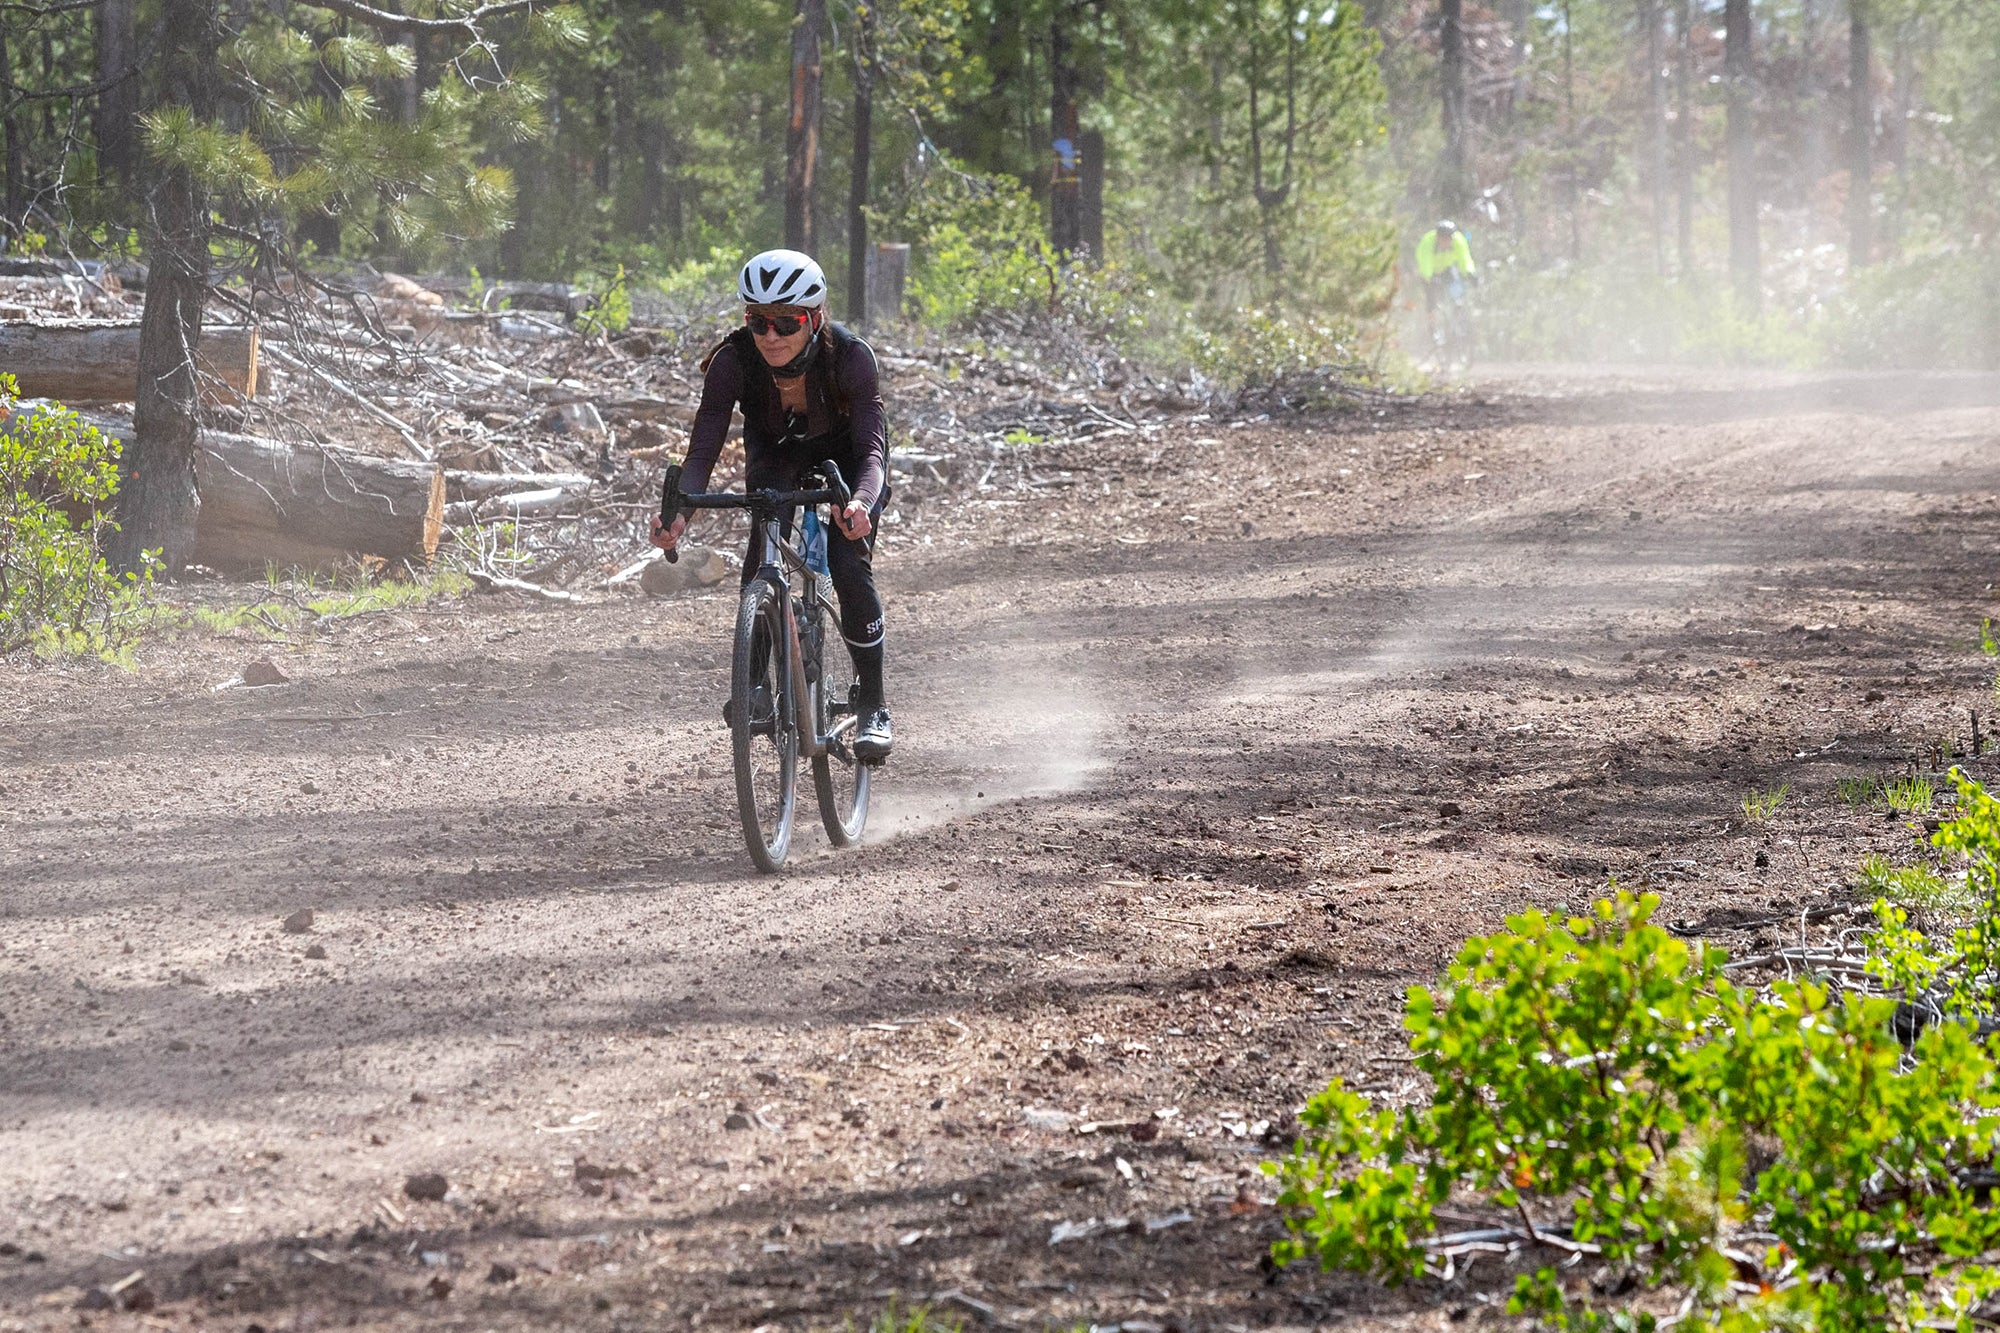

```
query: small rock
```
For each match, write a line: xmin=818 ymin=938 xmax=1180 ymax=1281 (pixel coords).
xmin=1438 ymin=801 xmax=1463 ymax=818
xmin=753 ymin=1070 xmax=780 ymax=1086
xmin=839 ymin=1107 xmax=868 ymax=1127
xmin=304 ymin=944 xmax=327 ymax=960
xmin=574 ymin=1159 xmax=638 ymax=1181
xmin=1865 ymin=689 xmax=1885 ymax=702
xmin=404 ymin=1172 xmax=449 ymax=1202
xmin=1754 ymin=851 xmax=1769 ymax=868
xmin=724 ymin=1112 xmax=753 ymax=1131
xmin=639 ymin=544 xmax=732 ymax=596
xmin=426 ymin=1275 xmax=452 ymax=1300
xmin=486 ymin=1262 xmax=517 ymax=1284
xmin=75 ymin=1287 xmax=115 ymax=1311
xmin=941 ymin=879 xmax=961 ymax=893
xmin=281 ymin=908 xmax=315 ymax=934
xmin=242 ymin=658 xmax=289 ymax=687
xmin=298 ymin=779 xmax=319 ymax=795
xmin=1023 ymin=1108 xmax=1074 ymax=1131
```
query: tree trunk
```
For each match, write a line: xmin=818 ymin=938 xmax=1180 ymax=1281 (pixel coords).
xmin=1049 ymin=0 xmax=1082 ymax=256
xmin=784 ymin=0 xmax=825 ymax=253
xmin=0 ymin=21 xmax=22 ymax=232
xmin=1725 ymin=0 xmax=1759 ymax=311
xmin=1079 ymin=126 xmax=1105 ymax=262
xmin=1848 ymin=0 xmax=1872 ymax=269
xmin=95 ymin=0 xmax=141 ymax=191
xmin=1674 ymin=0 xmax=1695 ymax=279
xmin=1644 ymin=0 xmax=1669 ymax=277
xmin=1439 ymin=0 xmax=1468 ymax=216
xmin=1563 ymin=0 xmax=1580 ymax=261
xmin=848 ymin=8 xmax=874 ymax=325
xmin=110 ymin=0 xmax=221 ymax=577
xmin=0 ymin=324 xmax=258 ymax=403
xmin=1885 ymin=18 xmax=1912 ymax=256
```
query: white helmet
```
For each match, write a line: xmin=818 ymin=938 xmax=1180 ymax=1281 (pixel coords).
xmin=738 ymin=249 xmax=827 ymax=308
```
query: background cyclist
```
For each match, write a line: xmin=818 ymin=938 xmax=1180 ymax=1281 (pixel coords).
xmin=650 ymin=248 xmax=894 ymax=761
xmin=1415 ymin=218 xmax=1476 ymax=347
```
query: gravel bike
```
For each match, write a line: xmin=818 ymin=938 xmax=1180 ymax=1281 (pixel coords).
xmin=658 ymin=457 xmax=873 ymax=872
xmin=1431 ymin=271 xmax=1476 ymax=370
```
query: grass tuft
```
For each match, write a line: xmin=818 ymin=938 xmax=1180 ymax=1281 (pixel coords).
xmin=1741 ymin=784 xmax=1789 ymax=824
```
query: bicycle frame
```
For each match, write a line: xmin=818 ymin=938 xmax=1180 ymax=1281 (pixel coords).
xmin=665 ymin=459 xmax=858 ymax=763
xmin=750 ymin=508 xmax=857 ymax=762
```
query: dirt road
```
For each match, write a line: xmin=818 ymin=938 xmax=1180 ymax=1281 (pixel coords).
xmin=6 ymin=364 xmax=2000 ymax=1331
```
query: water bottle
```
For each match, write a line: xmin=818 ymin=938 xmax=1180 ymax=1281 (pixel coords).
xmin=802 ymin=508 xmax=829 ymax=576
xmin=801 ymin=508 xmax=834 ymax=606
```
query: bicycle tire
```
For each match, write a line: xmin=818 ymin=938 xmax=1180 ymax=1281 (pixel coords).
xmin=809 ymin=598 xmax=871 ymax=846
xmin=731 ymin=578 xmax=797 ymax=872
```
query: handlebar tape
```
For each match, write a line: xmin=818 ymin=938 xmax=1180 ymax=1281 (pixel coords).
xmin=658 ymin=462 xmax=684 ymax=564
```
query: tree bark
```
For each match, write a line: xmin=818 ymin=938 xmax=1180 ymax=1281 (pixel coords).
xmin=847 ymin=6 xmax=874 ymax=325
xmin=1439 ymin=0 xmax=1468 ymax=216
xmin=1049 ymin=0 xmax=1082 ymax=256
xmin=110 ymin=0 xmax=222 ymax=577
xmin=1848 ymin=0 xmax=1872 ymax=269
xmin=784 ymin=0 xmax=825 ymax=252
xmin=95 ymin=0 xmax=141 ymax=191
xmin=1725 ymin=0 xmax=1759 ymax=311
xmin=0 ymin=324 xmax=258 ymax=403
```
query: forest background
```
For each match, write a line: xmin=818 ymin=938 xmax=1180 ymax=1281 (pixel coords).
xmin=2 ymin=0 xmax=1998 ymax=393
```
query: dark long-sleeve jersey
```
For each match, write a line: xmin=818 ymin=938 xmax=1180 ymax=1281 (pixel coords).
xmin=678 ymin=326 xmax=888 ymax=508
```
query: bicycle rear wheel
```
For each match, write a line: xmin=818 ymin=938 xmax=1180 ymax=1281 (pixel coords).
xmin=810 ymin=600 xmax=871 ymax=846
xmin=731 ymin=578 xmax=797 ymax=872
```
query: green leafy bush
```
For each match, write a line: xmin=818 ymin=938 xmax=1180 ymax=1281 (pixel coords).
xmin=0 ymin=374 xmax=152 ymax=660
xmin=1273 ymin=887 xmax=2000 ymax=1331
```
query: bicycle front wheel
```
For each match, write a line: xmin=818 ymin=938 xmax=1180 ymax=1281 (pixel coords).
xmin=731 ymin=578 xmax=797 ymax=872
xmin=810 ymin=601 xmax=872 ymax=846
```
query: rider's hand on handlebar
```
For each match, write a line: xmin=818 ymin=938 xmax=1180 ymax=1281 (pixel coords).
xmin=650 ymin=512 xmax=687 ymax=551
xmin=835 ymin=500 xmax=873 ymax=541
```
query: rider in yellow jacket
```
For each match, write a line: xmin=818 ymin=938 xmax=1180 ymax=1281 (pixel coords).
xmin=1415 ymin=220 xmax=1476 ymax=348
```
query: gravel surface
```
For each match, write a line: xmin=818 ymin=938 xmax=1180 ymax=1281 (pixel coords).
xmin=5 ymin=364 xmax=2000 ymax=1331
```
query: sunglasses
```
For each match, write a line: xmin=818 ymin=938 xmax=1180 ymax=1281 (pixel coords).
xmin=747 ymin=312 xmax=810 ymax=337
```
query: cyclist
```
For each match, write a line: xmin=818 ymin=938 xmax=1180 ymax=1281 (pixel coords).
xmin=650 ymin=248 xmax=894 ymax=762
xmin=1414 ymin=219 xmax=1476 ymax=348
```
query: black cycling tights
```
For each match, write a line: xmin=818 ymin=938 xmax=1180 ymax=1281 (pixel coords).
xmin=742 ymin=456 xmax=888 ymax=711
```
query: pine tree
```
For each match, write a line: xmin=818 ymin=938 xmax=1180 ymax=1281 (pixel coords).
xmin=110 ymin=0 xmax=578 ymax=574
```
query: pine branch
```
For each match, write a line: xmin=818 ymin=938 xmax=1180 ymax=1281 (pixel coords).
xmin=298 ymin=0 xmax=546 ymax=35
xmin=0 ymin=0 xmax=104 ymax=16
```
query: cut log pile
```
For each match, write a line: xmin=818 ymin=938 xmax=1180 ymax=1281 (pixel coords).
xmin=2 ymin=263 xmax=1236 ymax=583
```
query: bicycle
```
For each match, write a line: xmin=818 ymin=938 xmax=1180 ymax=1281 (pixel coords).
xmin=1431 ymin=272 xmax=1476 ymax=371
xmin=657 ymin=457 xmax=874 ymax=872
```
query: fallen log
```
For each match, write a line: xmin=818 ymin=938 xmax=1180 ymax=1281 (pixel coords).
xmin=444 ymin=468 xmax=593 ymax=503
xmin=11 ymin=403 xmax=442 ymax=572
xmin=0 ymin=322 xmax=259 ymax=402
xmin=188 ymin=429 xmax=443 ymax=572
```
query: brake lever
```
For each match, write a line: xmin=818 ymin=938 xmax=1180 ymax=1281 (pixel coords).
xmin=818 ymin=458 xmax=852 ymax=508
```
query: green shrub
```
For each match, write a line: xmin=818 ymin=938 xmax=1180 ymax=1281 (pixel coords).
xmin=1273 ymin=885 xmax=2000 ymax=1330
xmin=0 ymin=374 xmax=152 ymax=660
xmin=885 ymin=169 xmax=1057 ymax=329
